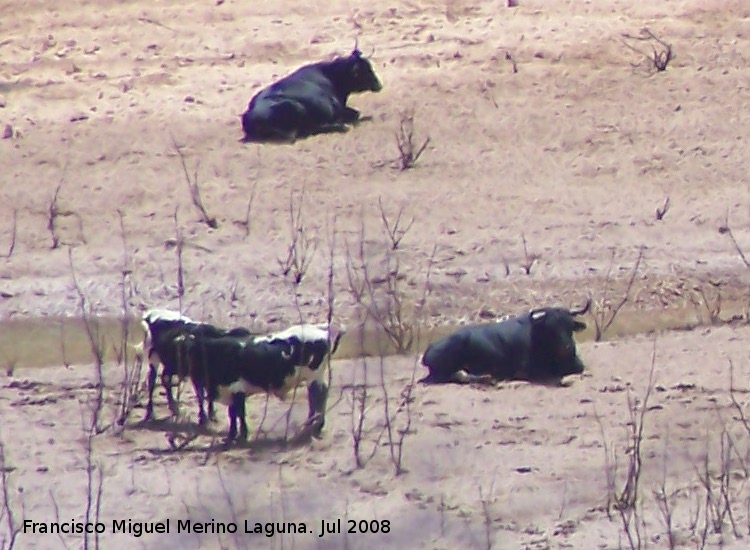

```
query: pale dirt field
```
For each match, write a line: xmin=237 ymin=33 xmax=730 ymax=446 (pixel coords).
xmin=3 ymin=0 xmax=750 ymax=548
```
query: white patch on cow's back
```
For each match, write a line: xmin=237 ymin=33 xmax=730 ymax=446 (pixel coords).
xmin=143 ymin=308 xmax=196 ymax=326
xmin=253 ymin=323 xmax=330 ymax=344
xmin=530 ymin=310 xmax=547 ymax=321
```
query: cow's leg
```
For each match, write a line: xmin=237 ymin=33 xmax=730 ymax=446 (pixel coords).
xmin=341 ymin=106 xmax=361 ymax=124
xmin=162 ymin=372 xmax=179 ymax=417
xmin=307 ymin=380 xmax=328 ymax=436
xmin=450 ymin=370 xmax=495 ymax=385
xmin=207 ymin=386 xmax=217 ymax=422
xmin=144 ymin=358 xmax=158 ymax=421
xmin=192 ymin=377 xmax=208 ymax=426
xmin=236 ymin=393 xmax=248 ymax=442
xmin=225 ymin=399 xmax=238 ymax=446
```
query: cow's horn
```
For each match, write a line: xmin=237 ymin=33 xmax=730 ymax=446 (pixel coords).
xmin=282 ymin=344 xmax=294 ymax=360
xmin=570 ymin=296 xmax=592 ymax=316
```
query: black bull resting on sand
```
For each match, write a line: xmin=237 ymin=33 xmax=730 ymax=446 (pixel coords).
xmin=420 ymin=299 xmax=592 ymax=385
xmin=240 ymin=47 xmax=383 ymax=142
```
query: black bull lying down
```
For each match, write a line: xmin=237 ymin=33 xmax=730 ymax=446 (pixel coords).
xmin=140 ymin=310 xmax=343 ymax=442
xmin=420 ymin=299 xmax=591 ymax=385
xmin=241 ymin=47 xmax=383 ymax=142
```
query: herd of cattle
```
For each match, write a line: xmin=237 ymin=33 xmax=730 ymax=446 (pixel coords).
xmin=136 ymin=46 xmax=593 ymax=445
xmin=140 ymin=298 xmax=590 ymax=445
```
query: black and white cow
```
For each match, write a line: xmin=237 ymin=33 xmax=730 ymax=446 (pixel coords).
xmin=241 ymin=47 xmax=383 ymax=142
xmin=139 ymin=309 xmax=253 ymax=422
xmin=420 ymin=299 xmax=591 ymax=385
xmin=183 ymin=323 xmax=344 ymax=444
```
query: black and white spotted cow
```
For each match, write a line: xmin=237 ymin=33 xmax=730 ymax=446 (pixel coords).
xmin=420 ymin=299 xmax=591 ymax=386
xmin=139 ymin=309 xmax=253 ymax=422
xmin=183 ymin=323 xmax=344 ymax=444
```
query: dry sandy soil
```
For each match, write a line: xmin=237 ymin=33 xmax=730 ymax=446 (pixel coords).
xmin=3 ymin=0 xmax=750 ymax=548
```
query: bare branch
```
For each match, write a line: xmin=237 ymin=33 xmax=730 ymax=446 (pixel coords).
xmin=395 ymin=110 xmax=430 ymax=171
xmin=378 ymin=197 xmax=414 ymax=251
xmin=2 ymin=208 xmax=16 ymax=259
xmin=720 ymin=212 xmax=750 ymax=270
xmin=621 ymin=28 xmax=673 ymax=72
xmin=655 ymin=196 xmax=670 ymax=221
xmin=170 ymin=135 xmax=218 ymax=229
xmin=592 ymin=246 xmax=645 ymax=341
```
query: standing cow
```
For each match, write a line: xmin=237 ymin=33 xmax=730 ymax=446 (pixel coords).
xmin=420 ymin=299 xmax=591 ymax=385
xmin=139 ymin=309 xmax=254 ymax=422
xmin=241 ymin=47 xmax=383 ymax=142
xmin=183 ymin=323 xmax=345 ymax=444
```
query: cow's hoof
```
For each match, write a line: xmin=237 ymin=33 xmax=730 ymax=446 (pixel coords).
xmin=558 ymin=378 xmax=575 ymax=388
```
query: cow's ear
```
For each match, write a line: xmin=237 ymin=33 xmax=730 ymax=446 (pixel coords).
xmin=530 ymin=310 xmax=547 ymax=323
xmin=572 ymin=320 xmax=587 ymax=332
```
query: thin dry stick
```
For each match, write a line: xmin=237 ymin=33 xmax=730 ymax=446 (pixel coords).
xmin=520 ymin=232 xmax=538 ymax=275
xmin=721 ymin=213 xmax=750 ymax=269
xmin=48 ymin=185 xmax=63 ymax=250
xmin=478 ymin=478 xmax=497 ymax=550
xmin=278 ymin=186 xmax=317 ymax=285
xmin=385 ymin=244 xmax=437 ymax=474
xmin=615 ymin=337 xmax=657 ymax=550
xmin=170 ymin=135 xmax=218 ymax=229
xmin=2 ymin=208 xmax=16 ymax=259
xmin=395 ymin=110 xmax=430 ymax=170
xmin=239 ymin=180 xmax=259 ymax=239
xmin=69 ymin=248 xmax=107 ymax=435
xmin=0 ymin=441 xmax=22 ymax=550
xmin=216 ymin=460 xmax=243 ymax=550
xmin=621 ymin=28 xmax=673 ymax=72
xmin=655 ymin=196 xmax=671 ymax=221
xmin=49 ymin=489 xmax=73 ymax=550
xmin=593 ymin=246 xmax=645 ymax=341
xmin=377 ymin=197 xmax=414 ymax=251
xmin=114 ymin=210 xmax=142 ymax=428
xmin=173 ymin=208 xmax=185 ymax=311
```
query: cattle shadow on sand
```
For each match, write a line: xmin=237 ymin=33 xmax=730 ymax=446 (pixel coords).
xmin=240 ymin=115 xmax=374 ymax=145
xmin=141 ymin=418 xmax=322 ymax=456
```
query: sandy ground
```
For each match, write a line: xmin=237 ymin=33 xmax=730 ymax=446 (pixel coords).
xmin=3 ymin=0 xmax=750 ymax=548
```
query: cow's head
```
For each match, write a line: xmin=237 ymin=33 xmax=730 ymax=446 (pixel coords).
xmin=528 ymin=298 xmax=590 ymax=378
xmin=342 ymin=48 xmax=383 ymax=94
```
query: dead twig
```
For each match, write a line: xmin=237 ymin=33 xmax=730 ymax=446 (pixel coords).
xmin=395 ymin=110 xmax=430 ymax=171
xmin=171 ymin=135 xmax=218 ymax=229
xmin=655 ymin=196 xmax=670 ymax=221
xmin=621 ymin=28 xmax=673 ymax=72
xmin=592 ymin=246 xmax=645 ymax=341
xmin=2 ymin=209 xmax=16 ymax=259
xmin=277 ymin=186 xmax=317 ymax=285
xmin=378 ymin=197 xmax=414 ymax=251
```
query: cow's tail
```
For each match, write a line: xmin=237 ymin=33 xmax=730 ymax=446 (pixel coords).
xmin=329 ymin=330 xmax=345 ymax=356
xmin=570 ymin=296 xmax=592 ymax=316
